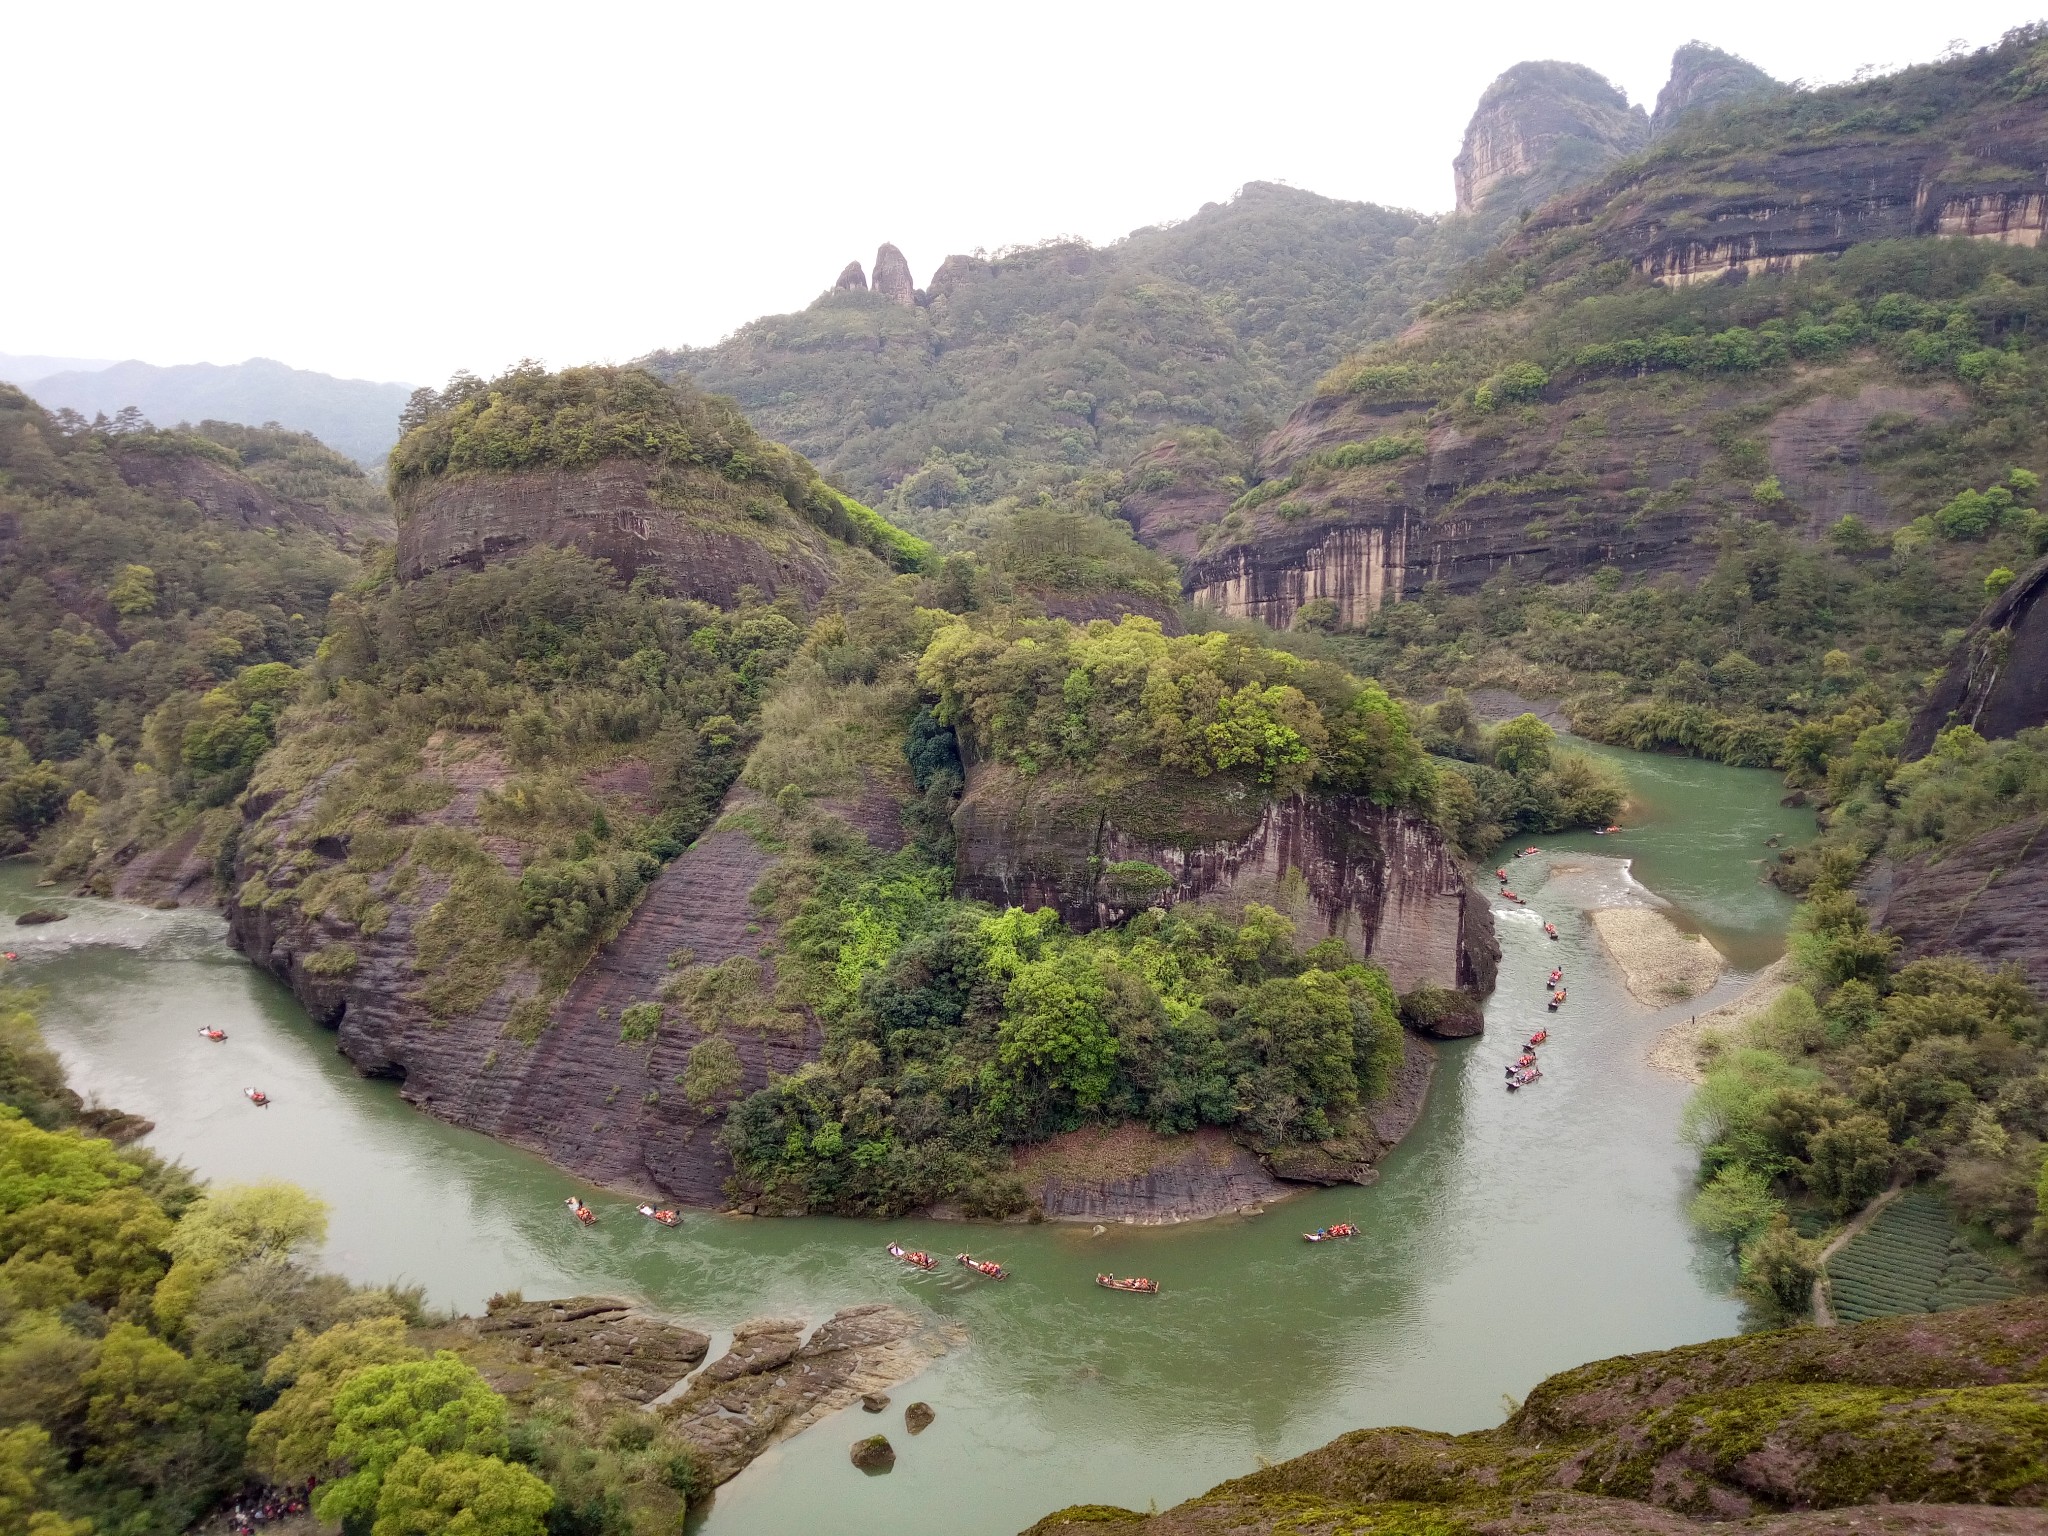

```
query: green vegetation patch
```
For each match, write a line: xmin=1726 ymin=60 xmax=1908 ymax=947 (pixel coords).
xmin=1828 ymin=1188 xmax=2022 ymax=1322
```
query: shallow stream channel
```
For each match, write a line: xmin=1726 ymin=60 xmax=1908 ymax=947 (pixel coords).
xmin=12 ymin=741 xmax=1811 ymax=1536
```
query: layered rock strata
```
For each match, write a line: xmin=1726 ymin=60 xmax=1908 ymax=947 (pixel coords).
xmin=951 ymin=763 xmax=1498 ymax=994
xmin=1144 ymin=380 xmax=1961 ymax=632
xmin=230 ymin=773 xmax=839 ymax=1207
xmin=395 ymin=459 xmax=838 ymax=607
xmin=1453 ymin=61 xmax=1648 ymax=216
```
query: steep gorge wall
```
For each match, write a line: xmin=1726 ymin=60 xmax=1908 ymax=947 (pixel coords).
xmin=229 ymin=770 xmax=834 ymax=1206
xmin=952 ymin=762 xmax=1498 ymax=995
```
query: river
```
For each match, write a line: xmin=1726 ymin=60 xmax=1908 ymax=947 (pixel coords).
xmin=8 ymin=743 xmax=1810 ymax=1536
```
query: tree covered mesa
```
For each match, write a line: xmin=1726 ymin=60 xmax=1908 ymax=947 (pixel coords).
xmin=12 ymin=21 xmax=2048 ymax=1536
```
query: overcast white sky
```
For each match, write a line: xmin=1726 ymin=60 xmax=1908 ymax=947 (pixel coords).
xmin=6 ymin=1 xmax=2041 ymax=386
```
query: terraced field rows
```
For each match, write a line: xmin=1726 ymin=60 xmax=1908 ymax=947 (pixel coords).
xmin=1825 ymin=1188 xmax=2021 ymax=1322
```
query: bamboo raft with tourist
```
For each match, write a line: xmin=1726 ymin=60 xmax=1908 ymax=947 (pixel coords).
xmin=957 ymin=1253 xmax=1008 ymax=1279
xmin=1303 ymin=1223 xmax=1357 ymax=1243
xmin=565 ymin=1196 xmax=597 ymax=1225
xmin=888 ymin=1242 xmax=938 ymax=1271
xmin=638 ymin=1204 xmax=680 ymax=1227
xmin=1096 ymin=1274 xmax=1159 ymax=1294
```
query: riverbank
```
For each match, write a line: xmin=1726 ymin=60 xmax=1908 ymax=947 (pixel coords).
xmin=1590 ymin=906 xmax=1723 ymax=1007
xmin=1647 ymin=955 xmax=1798 ymax=1085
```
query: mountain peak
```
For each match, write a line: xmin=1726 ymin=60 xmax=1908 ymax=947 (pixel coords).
xmin=1650 ymin=41 xmax=1784 ymax=137
xmin=1453 ymin=60 xmax=1649 ymax=217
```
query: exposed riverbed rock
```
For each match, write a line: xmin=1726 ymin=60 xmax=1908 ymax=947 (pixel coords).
xmin=395 ymin=458 xmax=839 ymax=608
xmin=471 ymin=1295 xmax=709 ymax=1402
xmin=660 ymin=1304 xmax=956 ymax=1485
xmin=14 ymin=908 xmax=65 ymax=925
xmin=904 ymin=1401 xmax=934 ymax=1433
xmin=1022 ymin=1295 xmax=2048 ymax=1535
xmin=952 ymin=764 xmax=1497 ymax=995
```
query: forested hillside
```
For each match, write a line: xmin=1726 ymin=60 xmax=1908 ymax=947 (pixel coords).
xmin=0 ymin=387 xmax=374 ymax=897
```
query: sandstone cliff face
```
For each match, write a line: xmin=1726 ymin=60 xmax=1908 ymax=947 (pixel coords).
xmin=951 ymin=763 xmax=1497 ymax=994
xmin=1649 ymin=42 xmax=1781 ymax=138
xmin=871 ymin=243 xmax=916 ymax=306
xmin=1904 ymin=552 xmax=2048 ymax=755
xmin=834 ymin=260 xmax=868 ymax=292
xmin=1453 ymin=61 xmax=1648 ymax=216
xmin=230 ymin=769 xmax=841 ymax=1206
xmin=1525 ymin=48 xmax=2048 ymax=287
xmin=395 ymin=460 xmax=838 ymax=608
xmin=1863 ymin=814 xmax=2048 ymax=992
xmin=1137 ymin=378 xmax=1961 ymax=631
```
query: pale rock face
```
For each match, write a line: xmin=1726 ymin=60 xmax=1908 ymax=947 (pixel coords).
xmin=871 ymin=243 xmax=916 ymax=306
xmin=835 ymin=260 xmax=868 ymax=291
xmin=1649 ymin=42 xmax=1781 ymax=138
xmin=1452 ymin=60 xmax=1649 ymax=216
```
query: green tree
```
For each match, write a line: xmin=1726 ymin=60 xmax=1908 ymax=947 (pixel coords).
xmin=106 ymin=563 xmax=158 ymax=617
xmin=1490 ymin=714 xmax=1555 ymax=776
xmin=370 ymin=1447 xmax=551 ymax=1536
xmin=995 ymin=951 xmax=1119 ymax=1122
xmin=247 ymin=1315 xmax=425 ymax=1481
xmin=316 ymin=1355 xmax=510 ymax=1529
xmin=155 ymin=1180 xmax=328 ymax=1331
xmin=1739 ymin=1213 xmax=1819 ymax=1316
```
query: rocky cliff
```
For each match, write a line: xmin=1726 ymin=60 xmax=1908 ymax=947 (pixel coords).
xmin=1452 ymin=61 xmax=1648 ymax=216
xmin=395 ymin=459 xmax=840 ymax=607
xmin=1905 ymin=551 xmax=2048 ymax=754
xmin=951 ymin=762 xmax=1498 ymax=995
xmin=1649 ymin=42 xmax=1782 ymax=137
xmin=871 ymin=242 xmax=916 ymax=306
xmin=230 ymin=769 xmax=851 ymax=1205
xmin=1524 ymin=40 xmax=2048 ymax=287
xmin=112 ymin=445 xmax=351 ymax=544
xmin=1130 ymin=377 xmax=1962 ymax=631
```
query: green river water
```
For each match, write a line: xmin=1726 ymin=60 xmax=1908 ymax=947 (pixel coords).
xmin=9 ymin=744 xmax=1811 ymax=1536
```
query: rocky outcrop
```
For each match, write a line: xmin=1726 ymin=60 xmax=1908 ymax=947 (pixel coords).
xmin=951 ymin=764 xmax=1497 ymax=994
xmin=472 ymin=1296 xmax=709 ymax=1402
xmin=1905 ymin=552 xmax=2048 ymax=755
xmin=1156 ymin=379 xmax=1962 ymax=630
xmin=1453 ymin=61 xmax=1648 ymax=216
xmin=1526 ymin=44 xmax=2048 ymax=286
xmin=1649 ymin=42 xmax=1782 ymax=137
xmin=1862 ymin=814 xmax=2048 ymax=991
xmin=112 ymin=447 xmax=348 ymax=543
xmin=1023 ymin=1294 xmax=2048 ymax=1535
xmin=395 ymin=460 xmax=838 ymax=607
xmin=871 ymin=243 xmax=916 ymax=306
xmin=834 ymin=260 xmax=868 ymax=292
xmin=1014 ymin=1126 xmax=1294 ymax=1223
xmin=230 ymin=773 xmax=836 ymax=1208
xmin=659 ymin=1304 xmax=955 ymax=1485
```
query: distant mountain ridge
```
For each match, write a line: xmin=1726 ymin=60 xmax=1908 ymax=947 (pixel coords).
xmin=651 ymin=44 xmax=1773 ymax=527
xmin=22 ymin=356 xmax=412 ymax=467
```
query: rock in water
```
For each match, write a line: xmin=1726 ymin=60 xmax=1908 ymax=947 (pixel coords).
xmin=834 ymin=260 xmax=867 ymax=292
xmin=14 ymin=908 xmax=65 ymax=925
xmin=861 ymin=1392 xmax=890 ymax=1413
xmin=904 ymin=1401 xmax=935 ymax=1434
xmin=871 ymin=243 xmax=915 ymax=306
xmin=850 ymin=1434 xmax=895 ymax=1472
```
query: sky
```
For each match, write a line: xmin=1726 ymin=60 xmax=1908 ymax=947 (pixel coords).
xmin=6 ymin=0 xmax=2043 ymax=387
